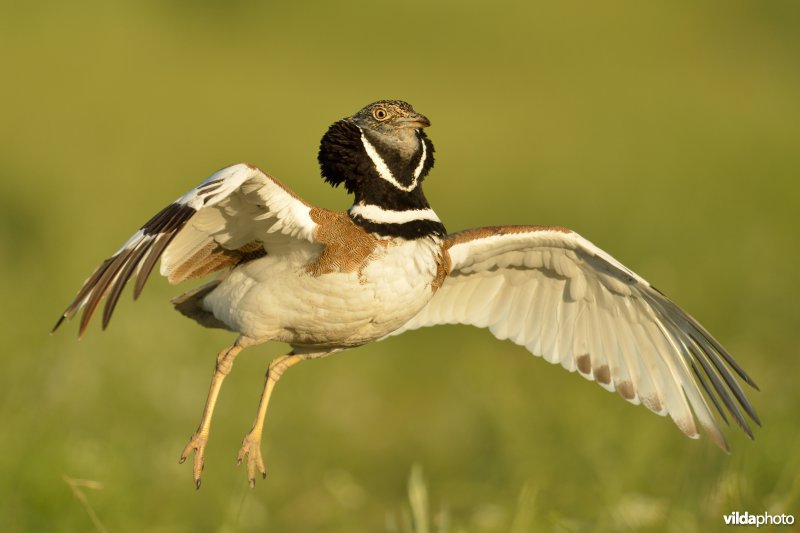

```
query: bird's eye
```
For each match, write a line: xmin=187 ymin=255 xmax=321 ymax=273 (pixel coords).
xmin=372 ymin=107 xmax=389 ymax=121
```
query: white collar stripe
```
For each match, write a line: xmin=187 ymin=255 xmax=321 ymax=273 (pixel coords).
xmin=413 ymin=135 xmax=427 ymax=181
xmin=358 ymin=128 xmax=418 ymax=192
xmin=350 ymin=204 xmax=441 ymax=224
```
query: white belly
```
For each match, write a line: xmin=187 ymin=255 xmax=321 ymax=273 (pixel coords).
xmin=203 ymin=237 xmax=442 ymax=347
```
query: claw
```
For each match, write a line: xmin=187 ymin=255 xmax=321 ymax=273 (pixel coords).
xmin=237 ymin=432 xmax=266 ymax=488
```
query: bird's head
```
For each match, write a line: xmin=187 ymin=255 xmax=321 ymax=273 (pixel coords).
xmin=318 ymin=100 xmax=435 ymax=198
xmin=350 ymin=100 xmax=431 ymax=138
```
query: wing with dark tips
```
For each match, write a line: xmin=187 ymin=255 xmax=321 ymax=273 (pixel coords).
xmin=53 ymin=163 xmax=319 ymax=336
xmin=390 ymin=225 xmax=760 ymax=449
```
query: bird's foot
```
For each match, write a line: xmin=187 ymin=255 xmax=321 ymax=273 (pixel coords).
xmin=179 ymin=431 xmax=208 ymax=489
xmin=236 ymin=432 xmax=266 ymax=488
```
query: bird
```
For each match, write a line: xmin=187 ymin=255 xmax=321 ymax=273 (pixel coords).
xmin=53 ymin=99 xmax=760 ymax=489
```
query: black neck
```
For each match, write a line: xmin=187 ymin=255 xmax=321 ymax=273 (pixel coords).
xmin=348 ymin=212 xmax=447 ymax=240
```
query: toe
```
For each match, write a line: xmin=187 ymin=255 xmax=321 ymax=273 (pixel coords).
xmin=256 ymin=452 xmax=266 ymax=479
xmin=192 ymin=449 xmax=205 ymax=486
xmin=237 ymin=434 xmax=266 ymax=488
xmin=179 ymin=432 xmax=207 ymax=488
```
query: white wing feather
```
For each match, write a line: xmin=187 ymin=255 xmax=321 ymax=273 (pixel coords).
xmin=391 ymin=226 xmax=759 ymax=449
xmin=161 ymin=164 xmax=316 ymax=278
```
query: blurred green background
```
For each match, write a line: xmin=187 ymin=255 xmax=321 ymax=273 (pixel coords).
xmin=1 ymin=1 xmax=798 ymax=531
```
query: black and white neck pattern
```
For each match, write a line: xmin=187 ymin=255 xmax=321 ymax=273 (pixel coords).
xmin=348 ymin=203 xmax=446 ymax=240
xmin=350 ymin=127 xmax=445 ymax=239
xmin=318 ymin=119 xmax=446 ymax=240
xmin=358 ymin=127 xmax=431 ymax=192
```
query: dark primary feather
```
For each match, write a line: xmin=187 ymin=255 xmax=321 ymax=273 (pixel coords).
xmin=584 ymin=247 xmax=760 ymax=431
xmin=52 ymin=202 xmax=198 ymax=336
xmin=641 ymin=292 xmax=761 ymax=438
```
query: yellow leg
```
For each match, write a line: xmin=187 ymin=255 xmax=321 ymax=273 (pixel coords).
xmin=237 ymin=353 xmax=304 ymax=487
xmin=179 ymin=338 xmax=247 ymax=489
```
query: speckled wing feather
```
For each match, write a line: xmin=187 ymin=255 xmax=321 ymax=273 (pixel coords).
xmin=391 ymin=225 xmax=760 ymax=450
xmin=53 ymin=163 xmax=318 ymax=336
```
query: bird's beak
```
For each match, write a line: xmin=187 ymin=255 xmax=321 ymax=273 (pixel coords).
xmin=395 ymin=113 xmax=431 ymax=129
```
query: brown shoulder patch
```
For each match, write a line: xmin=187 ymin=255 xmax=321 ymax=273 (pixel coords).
xmin=444 ymin=225 xmax=572 ymax=251
xmin=431 ymin=247 xmax=451 ymax=292
xmin=306 ymin=209 xmax=383 ymax=276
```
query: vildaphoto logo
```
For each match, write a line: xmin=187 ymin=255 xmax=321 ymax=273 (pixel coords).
xmin=723 ymin=511 xmax=795 ymax=527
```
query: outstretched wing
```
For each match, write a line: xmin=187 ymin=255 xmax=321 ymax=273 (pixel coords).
xmin=393 ymin=225 xmax=760 ymax=450
xmin=54 ymin=163 xmax=318 ymax=336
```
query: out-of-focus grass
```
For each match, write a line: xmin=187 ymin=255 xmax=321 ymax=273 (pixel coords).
xmin=1 ymin=1 xmax=799 ymax=531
